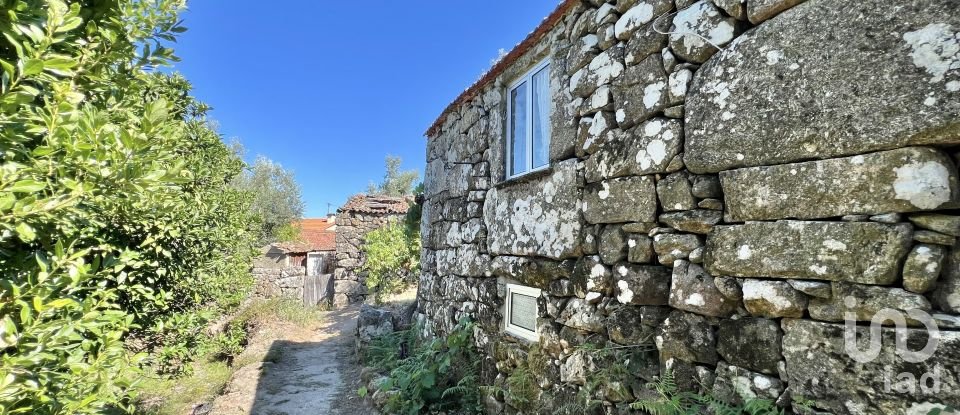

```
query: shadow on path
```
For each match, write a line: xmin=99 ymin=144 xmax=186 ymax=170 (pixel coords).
xmin=210 ymin=306 xmax=377 ymax=415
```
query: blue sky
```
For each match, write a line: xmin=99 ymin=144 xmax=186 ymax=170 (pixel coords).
xmin=173 ymin=1 xmax=558 ymax=217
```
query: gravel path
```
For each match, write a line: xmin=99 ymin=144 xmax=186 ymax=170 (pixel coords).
xmin=208 ymin=306 xmax=377 ymax=415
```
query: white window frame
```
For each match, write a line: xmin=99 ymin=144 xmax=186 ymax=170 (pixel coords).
xmin=504 ymin=283 xmax=542 ymax=342
xmin=506 ymin=58 xmax=552 ymax=179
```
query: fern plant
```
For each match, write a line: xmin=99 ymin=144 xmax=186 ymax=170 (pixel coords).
xmin=551 ymin=342 xmax=655 ymax=414
xmin=630 ymin=369 xmax=791 ymax=415
xmin=505 ymin=365 xmax=538 ymax=410
xmin=363 ymin=318 xmax=483 ymax=415
xmin=630 ymin=369 xmax=701 ymax=415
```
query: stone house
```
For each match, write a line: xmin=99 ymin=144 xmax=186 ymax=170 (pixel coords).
xmin=417 ymin=0 xmax=960 ymax=413
xmin=333 ymin=194 xmax=410 ymax=307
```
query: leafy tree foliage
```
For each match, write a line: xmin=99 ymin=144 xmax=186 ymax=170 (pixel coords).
xmin=231 ymin=151 xmax=305 ymax=245
xmin=273 ymin=221 xmax=303 ymax=242
xmin=0 ymin=0 xmax=259 ymax=412
xmin=361 ymin=219 xmax=420 ymax=304
xmin=367 ymin=155 xmax=418 ymax=197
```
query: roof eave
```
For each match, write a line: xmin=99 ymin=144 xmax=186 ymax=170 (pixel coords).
xmin=423 ymin=0 xmax=579 ymax=138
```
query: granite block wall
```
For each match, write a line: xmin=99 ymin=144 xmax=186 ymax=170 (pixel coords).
xmin=418 ymin=0 xmax=960 ymax=413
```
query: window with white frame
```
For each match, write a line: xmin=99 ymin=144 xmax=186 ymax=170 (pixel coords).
xmin=504 ymin=283 xmax=541 ymax=342
xmin=507 ymin=59 xmax=551 ymax=178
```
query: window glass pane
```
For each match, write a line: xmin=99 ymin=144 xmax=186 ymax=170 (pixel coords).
xmin=510 ymin=292 xmax=537 ymax=332
xmin=532 ymin=66 xmax=551 ymax=169
xmin=510 ymin=82 xmax=528 ymax=176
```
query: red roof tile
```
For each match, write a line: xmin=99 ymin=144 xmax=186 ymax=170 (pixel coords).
xmin=300 ymin=218 xmax=336 ymax=232
xmin=274 ymin=218 xmax=338 ymax=252
xmin=302 ymin=229 xmax=336 ymax=251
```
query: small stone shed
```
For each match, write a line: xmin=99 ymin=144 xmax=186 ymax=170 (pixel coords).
xmin=252 ymin=217 xmax=337 ymax=304
xmin=333 ymin=194 xmax=410 ymax=307
xmin=417 ymin=0 xmax=960 ymax=413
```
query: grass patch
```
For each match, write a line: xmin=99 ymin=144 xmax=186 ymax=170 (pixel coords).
xmin=133 ymin=298 xmax=324 ymax=414
xmin=236 ymin=297 xmax=326 ymax=327
xmin=134 ymin=358 xmax=234 ymax=415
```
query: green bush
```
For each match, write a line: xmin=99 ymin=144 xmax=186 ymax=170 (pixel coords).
xmin=361 ymin=319 xmax=482 ymax=415
xmin=361 ymin=218 xmax=420 ymax=304
xmin=0 ymin=0 xmax=258 ymax=413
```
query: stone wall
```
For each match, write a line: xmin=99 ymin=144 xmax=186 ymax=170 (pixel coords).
xmin=252 ymin=266 xmax=306 ymax=300
xmin=333 ymin=209 xmax=405 ymax=308
xmin=418 ymin=0 xmax=960 ymax=413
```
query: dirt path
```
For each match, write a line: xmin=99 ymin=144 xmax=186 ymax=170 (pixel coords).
xmin=208 ymin=306 xmax=377 ymax=415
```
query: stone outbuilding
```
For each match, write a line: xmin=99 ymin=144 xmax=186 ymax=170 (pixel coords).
xmin=333 ymin=194 xmax=410 ymax=307
xmin=252 ymin=216 xmax=337 ymax=304
xmin=417 ymin=0 xmax=960 ymax=413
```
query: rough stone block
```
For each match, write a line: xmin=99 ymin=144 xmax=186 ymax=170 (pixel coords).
xmin=659 ymin=209 xmax=722 ymax=234
xmin=599 ymin=225 xmax=628 ymax=264
xmin=557 ymin=298 xmax=606 ymax=332
xmin=598 ymin=23 xmax=617 ymax=51
xmin=614 ymin=0 xmax=672 ymax=40
xmin=902 ymin=244 xmax=947 ymax=294
xmin=656 ymin=310 xmax=718 ymax=365
xmin=714 ymin=276 xmax=742 ymax=301
xmin=915 ymin=230 xmax=956 ymax=246
xmin=577 ymin=111 xmax=618 ymax=156
xmin=690 ymin=174 xmax=721 ymax=198
xmin=653 ymin=233 xmax=702 ymax=264
xmin=435 ymin=245 xmax=489 ymax=277
xmin=627 ymin=234 xmax=654 ymax=263
xmin=661 ymin=358 xmax=715 ymax=394
xmin=747 ymin=0 xmax=805 ymax=24
xmin=669 ymin=260 xmax=738 ymax=317
xmin=572 ymin=255 xmax=612 ymax=298
xmin=808 ymin=282 xmax=932 ymax=325
xmin=698 ymin=198 xmax=723 ymax=210
xmin=584 ymin=117 xmax=683 ymax=183
xmin=934 ymin=246 xmax=960 ymax=314
xmin=787 ymin=279 xmax=830 ymax=299
xmin=704 ymin=221 xmax=912 ymax=284
xmin=607 ymin=305 xmax=655 ymax=345
xmin=567 ymin=34 xmax=600 ymax=74
xmin=582 ymin=85 xmax=613 ymax=115
xmin=613 ymin=263 xmax=671 ymax=305
xmin=712 ymin=0 xmax=746 ymax=20
xmin=909 ymin=213 xmax=960 ymax=237
xmin=669 ymin=1 xmax=739 ymax=63
xmin=782 ymin=319 xmax=960 ymax=414
xmin=721 ymin=147 xmax=960 ymax=221
xmin=685 ymin=0 xmax=960 ymax=173
xmin=483 ymin=160 xmax=583 ymax=259
xmin=570 ymin=46 xmax=625 ymax=98
xmin=583 ymin=176 xmax=657 ymax=224
xmin=716 ymin=318 xmax=782 ymax=375
xmin=623 ymin=24 xmax=668 ymax=66
xmin=742 ymin=279 xmax=807 ymax=318
xmin=488 ymin=256 xmax=575 ymax=290
xmin=612 ymin=54 xmax=668 ymax=128
xmin=560 ymin=350 xmax=594 ymax=385
xmin=657 ymin=171 xmax=696 ymax=212
xmin=711 ymin=363 xmax=784 ymax=406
